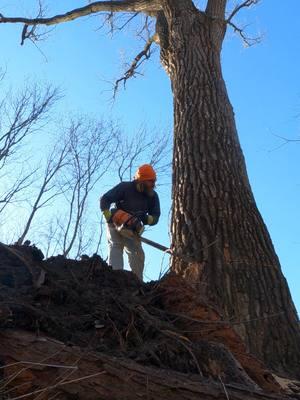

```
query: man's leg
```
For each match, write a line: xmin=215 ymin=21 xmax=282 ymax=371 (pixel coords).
xmin=106 ymin=224 xmax=124 ymax=270
xmin=124 ymin=235 xmax=145 ymax=281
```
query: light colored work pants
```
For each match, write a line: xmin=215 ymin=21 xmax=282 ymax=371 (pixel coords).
xmin=106 ymin=224 xmax=145 ymax=281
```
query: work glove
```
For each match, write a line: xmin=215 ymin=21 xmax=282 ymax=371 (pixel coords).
xmin=140 ymin=214 xmax=155 ymax=225
xmin=102 ymin=209 xmax=112 ymax=222
xmin=146 ymin=215 xmax=155 ymax=225
xmin=135 ymin=220 xmax=145 ymax=236
xmin=126 ymin=216 xmax=144 ymax=236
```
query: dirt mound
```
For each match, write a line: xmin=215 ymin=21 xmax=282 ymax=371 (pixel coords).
xmin=0 ymin=243 xmax=298 ymax=399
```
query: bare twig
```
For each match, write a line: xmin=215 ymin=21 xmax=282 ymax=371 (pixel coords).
xmin=227 ymin=0 xmax=260 ymax=23
xmin=269 ymin=133 xmax=300 ymax=152
xmin=219 ymin=374 xmax=230 ymax=400
xmin=161 ymin=330 xmax=203 ymax=377
xmin=0 ymin=84 xmax=60 ymax=168
xmin=17 ymin=141 xmax=70 ymax=245
xmin=0 ymin=361 xmax=78 ymax=370
xmin=113 ymin=125 xmax=171 ymax=182
xmin=0 ymin=167 xmax=38 ymax=214
xmin=227 ymin=20 xmax=262 ymax=47
xmin=7 ymin=371 xmax=106 ymax=400
xmin=20 ymin=0 xmax=52 ymax=45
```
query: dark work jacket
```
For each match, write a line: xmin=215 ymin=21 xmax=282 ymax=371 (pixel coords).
xmin=100 ymin=181 xmax=160 ymax=225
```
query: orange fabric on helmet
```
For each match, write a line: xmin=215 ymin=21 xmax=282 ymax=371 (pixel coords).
xmin=134 ymin=164 xmax=156 ymax=182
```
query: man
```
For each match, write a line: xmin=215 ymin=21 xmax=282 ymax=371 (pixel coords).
xmin=100 ymin=164 xmax=160 ymax=281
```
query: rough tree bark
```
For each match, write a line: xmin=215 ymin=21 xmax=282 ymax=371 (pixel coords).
xmin=156 ymin=0 xmax=300 ymax=377
xmin=0 ymin=0 xmax=299 ymax=378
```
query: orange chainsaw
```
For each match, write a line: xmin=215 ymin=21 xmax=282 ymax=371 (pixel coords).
xmin=111 ymin=209 xmax=171 ymax=253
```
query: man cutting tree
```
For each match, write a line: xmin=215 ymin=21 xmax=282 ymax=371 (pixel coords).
xmin=100 ymin=164 xmax=160 ymax=281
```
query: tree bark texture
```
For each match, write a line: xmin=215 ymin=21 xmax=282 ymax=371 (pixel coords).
xmin=156 ymin=0 xmax=300 ymax=378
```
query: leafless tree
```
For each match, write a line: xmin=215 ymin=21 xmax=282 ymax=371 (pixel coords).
xmin=94 ymin=214 xmax=106 ymax=257
xmin=0 ymin=166 xmax=38 ymax=214
xmin=16 ymin=140 xmax=70 ymax=245
xmin=0 ymin=81 xmax=60 ymax=213
xmin=59 ymin=118 xmax=116 ymax=257
xmin=113 ymin=125 xmax=171 ymax=182
xmin=40 ymin=216 xmax=64 ymax=258
xmin=0 ymin=83 xmax=60 ymax=168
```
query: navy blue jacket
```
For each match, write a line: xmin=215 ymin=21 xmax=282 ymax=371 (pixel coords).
xmin=100 ymin=181 xmax=160 ymax=225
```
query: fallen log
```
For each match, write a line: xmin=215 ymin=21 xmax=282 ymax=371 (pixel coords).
xmin=0 ymin=330 xmax=292 ymax=400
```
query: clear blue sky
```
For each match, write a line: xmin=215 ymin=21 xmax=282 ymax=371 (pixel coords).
xmin=0 ymin=1 xmax=299 ymax=313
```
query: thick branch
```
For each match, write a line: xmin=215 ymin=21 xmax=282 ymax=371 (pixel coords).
xmin=0 ymin=1 xmax=162 ymax=26
xmin=205 ymin=0 xmax=227 ymax=19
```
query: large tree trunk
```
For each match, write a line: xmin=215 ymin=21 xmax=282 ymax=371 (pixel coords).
xmin=157 ymin=0 xmax=300 ymax=378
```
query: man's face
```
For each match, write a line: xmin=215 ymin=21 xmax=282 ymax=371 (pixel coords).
xmin=143 ymin=179 xmax=156 ymax=191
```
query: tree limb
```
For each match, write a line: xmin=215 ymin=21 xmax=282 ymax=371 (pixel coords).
xmin=0 ymin=1 xmax=162 ymax=27
xmin=226 ymin=0 xmax=260 ymax=23
xmin=114 ymin=34 xmax=157 ymax=96
xmin=227 ymin=20 xmax=262 ymax=47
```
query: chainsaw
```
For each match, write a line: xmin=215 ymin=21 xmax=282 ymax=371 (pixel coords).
xmin=111 ymin=209 xmax=218 ymax=261
xmin=111 ymin=209 xmax=171 ymax=254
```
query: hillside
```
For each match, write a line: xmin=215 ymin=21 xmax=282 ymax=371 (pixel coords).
xmin=0 ymin=243 xmax=299 ymax=400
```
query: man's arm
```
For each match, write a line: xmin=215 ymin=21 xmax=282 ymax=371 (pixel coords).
xmin=147 ymin=192 xmax=160 ymax=225
xmin=100 ymin=183 xmax=125 ymax=211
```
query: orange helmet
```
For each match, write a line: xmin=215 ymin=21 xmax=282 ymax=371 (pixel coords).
xmin=134 ymin=164 xmax=156 ymax=182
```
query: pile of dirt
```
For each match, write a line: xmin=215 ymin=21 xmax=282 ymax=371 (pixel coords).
xmin=0 ymin=242 xmax=299 ymax=399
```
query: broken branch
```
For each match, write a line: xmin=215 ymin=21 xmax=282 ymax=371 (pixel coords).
xmin=114 ymin=34 xmax=157 ymax=96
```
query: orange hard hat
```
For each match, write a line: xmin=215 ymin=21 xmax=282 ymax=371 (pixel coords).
xmin=134 ymin=164 xmax=156 ymax=182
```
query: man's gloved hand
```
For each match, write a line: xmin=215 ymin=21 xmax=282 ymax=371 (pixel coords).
xmin=103 ymin=209 xmax=112 ymax=222
xmin=135 ymin=220 xmax=145 ymax=236
xmin=140 ymin=214 xmax=155 ymax=225
xmin=126 ymin=216 xmax=144 ymax=236
xmin=147 ymin=215 xmax=155 ymax=225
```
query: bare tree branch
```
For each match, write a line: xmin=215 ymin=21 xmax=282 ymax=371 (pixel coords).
xmin=269 ymin=133 xmax=300 ymax=152
xmin=21 ymin=0 xmax=45 ymax=45
xmin=114 ymin=34 xmax=157 ymax=96
xmin=113 ymin=125 xmax=171 ymax=182
xmin=226 ymin=0 xmax=260 ymax=23
xmin=42 ymin=217 xmax=63 ymax=258
xmin=0 ymin=84 xmax=60 ymax=168
xmin=227 ymin=20 xmax=262 ymax=47
xmin=99 ymin=11 xmax=140 ymax=36
xmin=0 ymin=1 xmax=162 ymax=27
xmin=224 ymin=1 xmax=261 ymax=46
xmin=17 ymin=141 xmax=70 ymax=245
xmin=60 ymin=118 xmax=116 ymax=257
xmin=0 ymin=168 xmax=38 ymax=214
